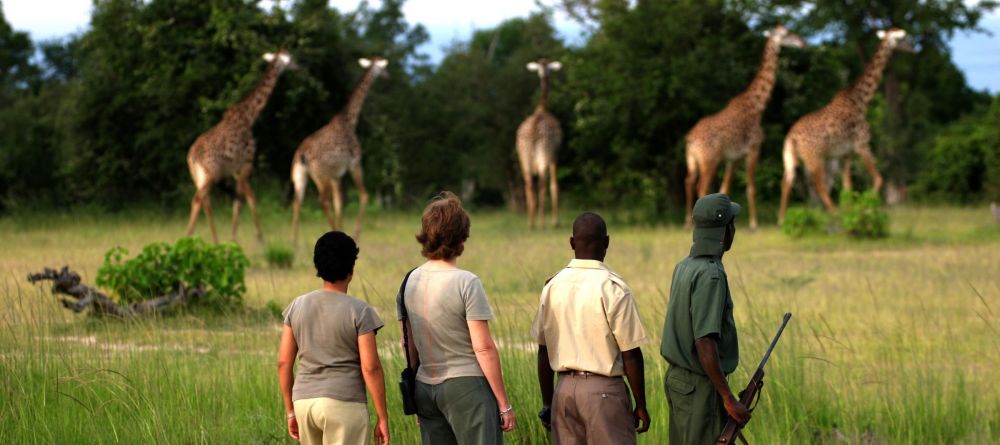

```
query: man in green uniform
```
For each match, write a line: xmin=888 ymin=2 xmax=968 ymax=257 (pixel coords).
xmin=660 ymin=193 xmax=751 ymax=444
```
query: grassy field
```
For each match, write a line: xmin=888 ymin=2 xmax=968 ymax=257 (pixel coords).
xmin=2 ymin=204 xmax=999 ymax=444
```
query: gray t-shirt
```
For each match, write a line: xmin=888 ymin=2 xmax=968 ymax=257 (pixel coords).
xmin=283 ymin=289 xmax=384 ymax=403
xmin=396 ymin=265 xmax=494 ymax=385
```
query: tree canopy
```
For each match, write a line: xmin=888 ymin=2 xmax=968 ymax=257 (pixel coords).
xmin=0 ymin=0 xmax=996 ymax=214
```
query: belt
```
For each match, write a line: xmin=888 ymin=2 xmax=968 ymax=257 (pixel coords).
xmin=557 ymin=370 xmax=616 ymax=378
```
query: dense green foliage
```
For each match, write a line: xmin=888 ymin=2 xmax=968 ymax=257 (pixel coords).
xmin=914 ymin=96 xmax=1000 ymax=202
xmin=0 ymin=0 xmax=996 ymax=214
xmin=265 ymin=243 xmax=295 ymax=268
xmin=96 ymin=237 xmax=250 ymax=309
xmin=839 ymin=189 xmax=889 ymax=238
xmin=781 ymin=206 xmax=828 ymax=237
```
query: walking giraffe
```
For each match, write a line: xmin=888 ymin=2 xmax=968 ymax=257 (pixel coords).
xmin=290 ymin=57 xmax=388 ymax=243
xmin=186 ymin=49 xmax=293 ymax=243
xmin=516 ymin=58 xmax=563 ymax=228
xmin=778 ymin=28 xmax=911 ymax=224
xmin=683 ymin=25 xmax=804 ymax=230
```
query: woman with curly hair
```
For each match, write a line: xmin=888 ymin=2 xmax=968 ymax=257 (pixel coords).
xmin=279 ymin=231 xmax=389 ymax=445
xmin=397 ymin=192 xmax=516 ymax=444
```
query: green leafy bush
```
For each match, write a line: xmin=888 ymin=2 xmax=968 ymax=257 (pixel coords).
xmin=781 ymin=207 xmax=829 ymax=238
xmin=265 ymin=244 xmax=294 ymax=269
xmin=96 ymin=237 xmax=250 ymax=310
xmin=840 ymin=190 xmax=889 ymax=239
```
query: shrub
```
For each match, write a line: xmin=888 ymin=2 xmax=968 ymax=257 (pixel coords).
xmin=781 ymin=207 xmax=829 ymax=238
xmin=96 ymin=237 xmax=250 ymax=310
xmin=840 ymin=190 xmax=889 ymax=239
xmin=265 ymin=244 xmax=294 ymax=269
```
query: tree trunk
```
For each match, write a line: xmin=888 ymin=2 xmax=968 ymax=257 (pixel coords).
xmin=28 ymin=266 xmax=205 ymax=318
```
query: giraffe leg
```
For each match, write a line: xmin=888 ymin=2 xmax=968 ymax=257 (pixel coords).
xmin=548 ymin=163 xmax=559 ymax=227
xmin=857 ymin=148 xmax=883 ymax=193
xmin=808 ymin=163 xmax=837 ymax=213
xmin=719 ymin=161 xmax=735 ymax=195
xmin=523 ymin=174 xmax=536 ymax=229
xmin=684 ymin=152 xmax=698 ymax=228
xmin=330 ymin=179 xmax=343 ymax=230
xmin=291 ymin=159 xmax=309 ymax=245
xmin=841 ymin=157 xmax=853 ymax=192
xmin=317 ymin=184 xmax=336 ymax=230
xmin=778 ymin=138 xmax=798 ymax=226
xmin=230 ymin=185 xmax=243 ymax=242
xmin=236 ymin=169 xmax=264 ymax=244
xmin=186 ymin=183 xmax=218 ymax=243
xmin=746 ymin=149 xmax=760 ymax=231
xmin=349 ymin=162 xmax=369 ymax=240
xmin=536 ymin=170 xmax=548 ymax=228
xmin=697 ymin=156 xmax=720 ymax=198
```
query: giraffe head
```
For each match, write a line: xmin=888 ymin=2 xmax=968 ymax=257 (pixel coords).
xmin=763 ymin=24 xmax=805 ymax=49
xmin=526 ymin=58 xmax=562 ymax=80
xmin=263 ymin=49 xmax=295 ymax=71
xmin=877 ymin=28 xmax=913 ymax=52
xmin=358 ymin=57 xmax=390 ymax=78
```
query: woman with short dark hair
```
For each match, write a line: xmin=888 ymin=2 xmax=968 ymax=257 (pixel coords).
xmin=398 ymin=192 xmax=516 ymax=445
xmin=279 ymin=231 xmax=389 ymax=445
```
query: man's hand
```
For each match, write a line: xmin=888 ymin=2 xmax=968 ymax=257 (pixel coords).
xmin=633 ymin=406 xmax=651 ymax=433
xmin=538 ymin=406 xmax=552 ymax=431
xmin=373 ymin=417 xmax=389 ymax=445
xmin=287 ymin=414 xmax=300 ymax=441
xmin=723 ymin=395 xmax=751 ymax=426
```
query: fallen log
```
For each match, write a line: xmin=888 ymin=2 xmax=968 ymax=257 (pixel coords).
xmin=28 ymin=266 xmax=206 ymax=317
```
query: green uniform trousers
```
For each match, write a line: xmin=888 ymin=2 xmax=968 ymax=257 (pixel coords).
xmin=415 ymin=376 xmax=503 ymax=445
xmin=665 ymin=365 xmax=727 ymax=445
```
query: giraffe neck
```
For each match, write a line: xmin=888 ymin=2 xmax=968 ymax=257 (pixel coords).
xmin=224 ymin=59 xmax=283 ymax=129
xmin=537 ymin=73 xmax=549 ymax=112
xmin=341 ymin=66 xmax=379 ymax=129
xmin=741 ymin=37 xmax=781 ymax=115
xmin=847 ymin=37 xmax=894 ymax=108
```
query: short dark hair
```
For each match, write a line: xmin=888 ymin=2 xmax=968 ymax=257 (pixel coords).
xmin=313 ymin=231 xmax=359 ymax=283
xmin=416 ymin=191 xmax=470 ymax=260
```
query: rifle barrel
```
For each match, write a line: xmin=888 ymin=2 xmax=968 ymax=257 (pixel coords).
xmin=755 ymin=313 xmax=792 ymax=373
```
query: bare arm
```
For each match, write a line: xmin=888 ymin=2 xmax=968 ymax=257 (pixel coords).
xmin=359 ymin=332 xmax=389 ymax=445
xmin=468 ymin=320 xmax=517 ymax=432
xmin=695 ymin=336 xmax=750 ymax=425
xmin=621 ymin=347 xmax=650 ymax=433
xmin=536 ymin=346 xmax=554 ymax=430
xmin=277 ymin=325 xmax=300 ymax=441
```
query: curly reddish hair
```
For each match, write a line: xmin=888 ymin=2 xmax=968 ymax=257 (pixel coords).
xmin=416 ymin=191 xmax=470 ymax=260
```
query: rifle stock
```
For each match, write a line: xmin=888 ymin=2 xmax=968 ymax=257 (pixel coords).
xmin=716 ymin=313 xmax=792 ymax=445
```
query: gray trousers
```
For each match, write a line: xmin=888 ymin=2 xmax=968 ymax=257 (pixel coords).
xmin=415 ymin=376 xmax=503 ymax=445
xmin=552 ymin=373 xmax=636 ymax=445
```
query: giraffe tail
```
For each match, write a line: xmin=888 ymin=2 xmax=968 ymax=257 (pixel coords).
xmin=285 ymin=153 xmax=308 ymax=207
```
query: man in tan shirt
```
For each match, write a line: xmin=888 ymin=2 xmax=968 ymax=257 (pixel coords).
xmin=532 ymin=212 xmax=651 ymax=445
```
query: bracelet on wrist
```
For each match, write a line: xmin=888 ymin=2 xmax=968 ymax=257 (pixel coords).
xmin=286 ymin=412 xmax=296 ymax=419
xmin=499 ymin=405 xmax=514 ymax=416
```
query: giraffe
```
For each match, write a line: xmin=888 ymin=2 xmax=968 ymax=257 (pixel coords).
xmin=778 ymin=28 xmax=912 ymax=224
xmin=290 ymin=57 xmax=388 ymax=243
xmin=186 ymin=49 xmax=293 ymax=244
xmin=516 ymin=58 xmax=563 ymax=228
xmin=683 ymin=24 xmax=805 ymax=230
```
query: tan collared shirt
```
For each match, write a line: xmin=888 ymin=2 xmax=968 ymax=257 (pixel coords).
xmin=531 ymin=259 xmax=647 ymax=377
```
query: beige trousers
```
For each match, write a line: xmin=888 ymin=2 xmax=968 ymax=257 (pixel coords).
xmin=293 ymin=397 xmax=370 ymax=445
xmin=551 ymin=373 xmax=636 ymax=445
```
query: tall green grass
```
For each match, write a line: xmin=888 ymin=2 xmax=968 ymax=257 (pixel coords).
xmin=1 ymin=205 xmax=999 ymax=443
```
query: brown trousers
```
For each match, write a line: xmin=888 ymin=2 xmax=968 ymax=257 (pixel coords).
xmin=552 ymin=373 xmax=636 ymax=445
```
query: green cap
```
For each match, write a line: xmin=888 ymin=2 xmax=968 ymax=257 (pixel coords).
xmin=690 ymin=193 xmax=741 ymax=257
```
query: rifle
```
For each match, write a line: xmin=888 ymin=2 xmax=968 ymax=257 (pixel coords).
xmin=716 ymin=313 xmax=792 ymax=445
